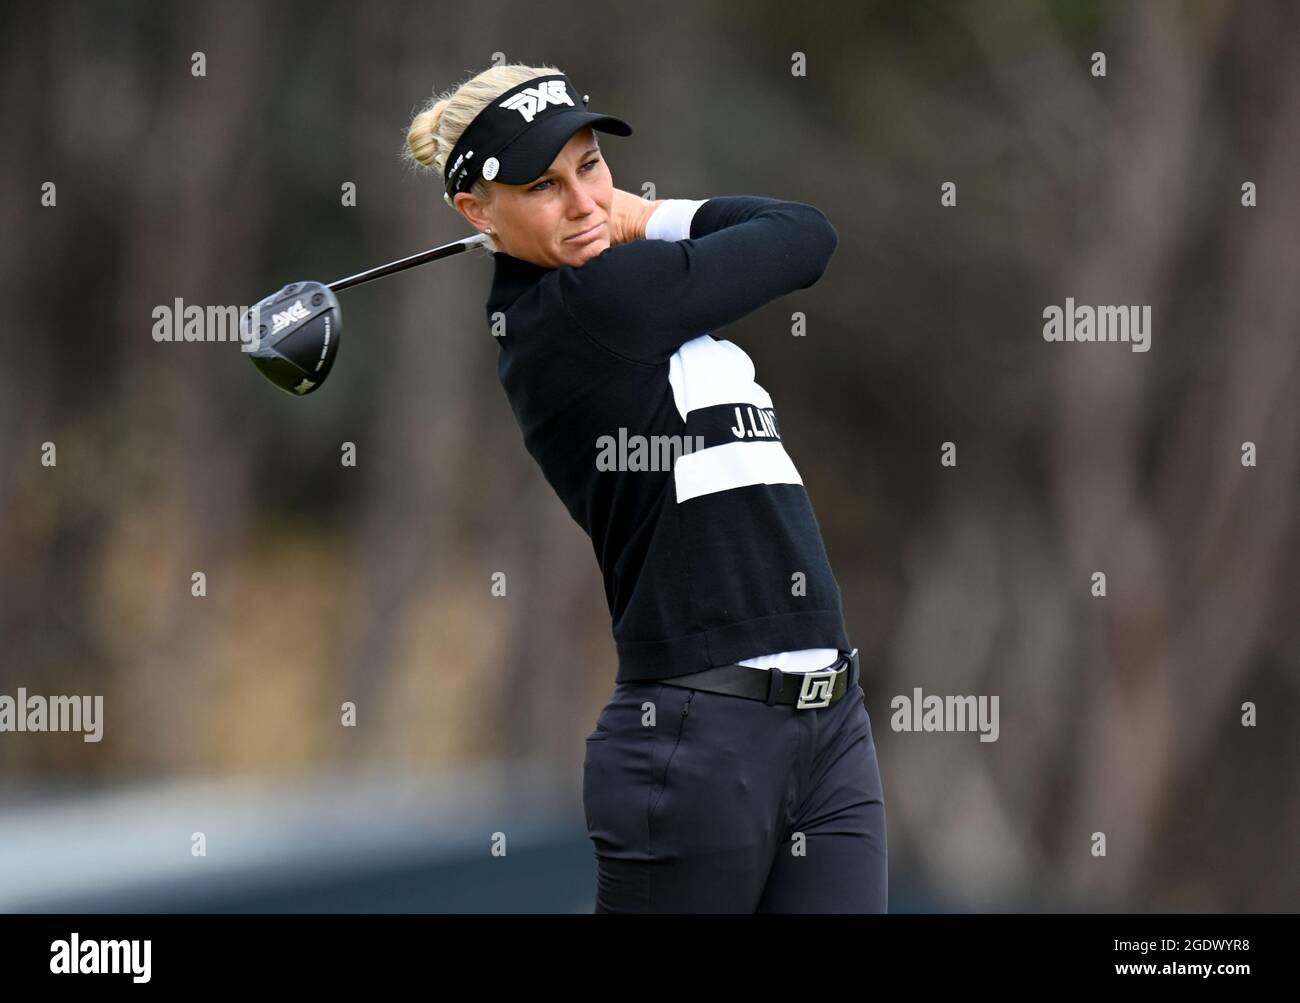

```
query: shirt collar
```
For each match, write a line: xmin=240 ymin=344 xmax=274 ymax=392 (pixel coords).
xmin=487 ymin=251 xmax=554 ymax=314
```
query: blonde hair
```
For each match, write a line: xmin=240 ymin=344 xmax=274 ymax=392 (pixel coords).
xmin=402 ymin=63 xmax=563 ymax=256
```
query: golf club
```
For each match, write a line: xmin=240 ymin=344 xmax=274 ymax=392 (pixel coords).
xmin=243 ymin=232 xmax=489 ymax=396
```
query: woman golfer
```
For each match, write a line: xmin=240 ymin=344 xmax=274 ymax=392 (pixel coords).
xmin=405 ymin=63 xmax=886 ymax=912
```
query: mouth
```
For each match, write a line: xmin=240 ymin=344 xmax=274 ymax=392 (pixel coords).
xmin=565 ymin=221 xmax=605 ymax=243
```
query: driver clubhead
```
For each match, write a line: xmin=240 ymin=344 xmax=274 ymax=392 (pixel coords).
xmin=244 ymin=281 xmax=341 ymax=396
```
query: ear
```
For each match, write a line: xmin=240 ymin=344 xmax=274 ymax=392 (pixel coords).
xmin=454 ymin=192 xmax=491 ymax=233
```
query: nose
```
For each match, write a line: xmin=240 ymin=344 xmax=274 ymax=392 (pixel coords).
xmin=566 ymin=183 xmax=598 ymax=217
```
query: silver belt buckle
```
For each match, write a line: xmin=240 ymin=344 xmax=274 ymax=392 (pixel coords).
xmin=796 ymin=669 xmax=837 ymax=709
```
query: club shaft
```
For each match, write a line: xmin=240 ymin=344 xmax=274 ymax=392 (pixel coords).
xmin=327 ymin=233 xmax=488 ymax=292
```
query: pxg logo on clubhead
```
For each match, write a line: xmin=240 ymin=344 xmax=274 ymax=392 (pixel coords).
xmin=243 ymin=281 xmax=342 ymax=396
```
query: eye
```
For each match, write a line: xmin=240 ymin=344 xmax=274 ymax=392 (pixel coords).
xmin=529 ymin=158 xmax=601 ymax=192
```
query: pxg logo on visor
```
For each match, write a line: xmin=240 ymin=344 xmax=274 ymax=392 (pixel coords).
xmin=442 ymin=73 xmax=633 ymax=202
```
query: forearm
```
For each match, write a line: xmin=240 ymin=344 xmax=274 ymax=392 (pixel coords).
xmin=559 ymin=195 xmax=839 ymax=364
xmin=634 ymin=197 xmax=667 ymax=239
xmin=610 ymin=189 xmax=665 ymax=243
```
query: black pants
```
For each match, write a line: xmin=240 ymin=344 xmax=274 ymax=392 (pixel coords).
xmin=582 ymin=667 xmax=887 ymax=912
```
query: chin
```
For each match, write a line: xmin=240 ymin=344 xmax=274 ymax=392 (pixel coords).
xmin=566 ymin=238 xmax=609 ymax=265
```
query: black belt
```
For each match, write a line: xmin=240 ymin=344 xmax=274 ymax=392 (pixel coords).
xmin=659 ymin=648 xmax=860 ymax=709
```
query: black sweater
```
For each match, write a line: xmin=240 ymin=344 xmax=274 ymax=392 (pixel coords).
xmin=484 ymin=195 xmax=851 ymax=683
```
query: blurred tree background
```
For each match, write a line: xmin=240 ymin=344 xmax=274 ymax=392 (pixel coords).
xmin=0 ymin=0 xmax=1296 ymax=911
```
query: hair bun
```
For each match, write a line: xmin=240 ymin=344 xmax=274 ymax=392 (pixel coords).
xmin=406 ymin=100 xmax=448 ymax=169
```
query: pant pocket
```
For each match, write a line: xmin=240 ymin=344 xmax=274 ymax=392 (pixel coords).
xmin=647 ymin=688 xmax=694 ymax=833
xmin=583 ymin=684 xmax=668 ymax=845
xmin=586 ymin=682 xmax=662 ymax=742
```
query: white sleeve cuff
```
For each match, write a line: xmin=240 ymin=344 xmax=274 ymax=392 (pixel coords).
xmin=644 ymin=198 xmax=708 ymax=241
